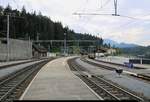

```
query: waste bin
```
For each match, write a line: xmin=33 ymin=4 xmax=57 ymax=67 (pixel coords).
xmin=124 ymin=62 xmax=134 ymax=68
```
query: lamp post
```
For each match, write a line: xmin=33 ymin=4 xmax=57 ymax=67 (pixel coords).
xmin=64 ymin=33 xmax=66 ymax=55
xmin=6 ymin=14 xmax=10 ymax=62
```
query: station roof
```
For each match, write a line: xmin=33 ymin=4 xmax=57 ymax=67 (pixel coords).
xmin=96 ymin=47 xmax=108 ymax=53
xmin=32 ymin=44 xmax=47 ymax=53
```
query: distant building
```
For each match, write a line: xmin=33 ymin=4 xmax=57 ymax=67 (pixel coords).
xmin=32 ymin=44 xmax=47 ymax=58
xmin=95 ymin=47 xmax=116 ymax=57
xmin=95 ymin=47 xmax=107 ymax=57
xmin=107 ymin=48 xmax=117 ymax=55
xmin=47 ymin=52 xmax=56 ymax=57
xmin=96 ymin=47 xmax=107 ymax=53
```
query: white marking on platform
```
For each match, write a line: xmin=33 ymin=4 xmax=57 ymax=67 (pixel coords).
xmin=123 ymin=71 xmax=137 ymax=76
xmin=65 ymin=59 xmax=103 ymax=100
xmin=19 ymin=62 xmax=50 ymax=100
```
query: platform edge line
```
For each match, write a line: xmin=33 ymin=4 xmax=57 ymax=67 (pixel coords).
xmin=65 ymin=58 xmax=103 ymax=100
xmin=19 ymin=61 xmax=50 ymax=100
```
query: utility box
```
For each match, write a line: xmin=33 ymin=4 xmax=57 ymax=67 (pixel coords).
xmin=124 ymin=62 xmax=134 ymax=68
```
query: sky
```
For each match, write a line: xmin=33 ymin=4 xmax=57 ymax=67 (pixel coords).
xmin=1 ymin=0 xmax=150 ymax=46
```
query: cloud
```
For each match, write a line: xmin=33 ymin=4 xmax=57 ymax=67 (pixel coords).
xmin=1 ymin=0 xmax=150 ymax=46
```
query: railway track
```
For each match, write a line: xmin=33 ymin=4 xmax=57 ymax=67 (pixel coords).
xmin=81 ymin=58 xmax=150 ymax=82
xmin=0 ymin=58 xmax=53 ymax=102
xmin=94 ymin=59 xmax=145 ymax=69
xmin=68 ymin=58 xmax=146 ymax=101
xmin=0 ymin=58 xmax=50 ymax=82
xmin=0 ymin=58 xmax=49 ymax=70
xmin=81 ymin=57 xmax=116 ymax=71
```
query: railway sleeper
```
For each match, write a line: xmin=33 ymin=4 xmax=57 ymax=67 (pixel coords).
xmin=103 ymin=96 xmax=115 ymax=100
xmin=6 ymin=84 xmax=16 ymax=87
xmin=0 ymin=90 xmax=9 ymax=93
xmin=111 ymin=92 xmax=124 ymax=96
xmin=108 ymin=90 xmax=119 ymax=94
xmin=102 ymin=85 xmax=113 ymax=88
xmin=117 ymin=97 xmax=131 ymax=100
xmin=0 ymin=92 xmax=6 ymax=94
xmin=90 ymin=87 xmax=98 ymax=90
xmin=1 ymin=87 xmax=12 ymax=89
xmin=96 ymin=89 xmax=116 ymax=100
xmin=7 ymin=83 xmax=18 ymax=85
xmin=96 ymin=92 xmax=110 ymax=98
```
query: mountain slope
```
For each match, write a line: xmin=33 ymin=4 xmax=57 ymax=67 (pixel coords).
xmin=104 ymin=39 xmax=139 ymax=48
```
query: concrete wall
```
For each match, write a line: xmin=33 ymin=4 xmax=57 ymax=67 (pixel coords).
xmin=0 ymin=38 xmax=32 ymax=61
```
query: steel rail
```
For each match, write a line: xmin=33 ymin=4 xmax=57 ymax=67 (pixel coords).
xmin=68 ymin=58 xmax=146 ymax=101
xmin=0 ymin=58 xmax=49 ymax=70
xmin=68 ymin=58 xmax=120 ymax=100
xmin=0 ymin=59 xmax=52 ymax=102
xmin=79 ymin=75 xmax=119 ymax=100
xmin=81 ymin=58 xmax=150 ymax=82
xmin=94 ymin=59 xmax=145 ymax=69
xmin=92 ymin=76 xmax=144 ymax=101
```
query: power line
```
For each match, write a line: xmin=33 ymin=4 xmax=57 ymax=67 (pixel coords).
xmin=73 ymin=0 xmax=120 ymax=17
xmin=73 ymin=12 xmax=113 ymax=16
xmin=12 ymin=0 xmax=19 ymax=9
xmin=100 ymin=0 xmax=112 ymax=9
xmin=73 ymin=0 xmax=144 ymax=20
xmin=73 ymin=12 xmax=142 ymax=20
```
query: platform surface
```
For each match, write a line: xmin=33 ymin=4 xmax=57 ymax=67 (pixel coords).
xmin=0 ymin=59 xmax=31 ymax=67
xmin=20 ymin=57 xmax=99 ymax=100
xmin=76 ymin=58 xmax=150 ymax=99
xmin=87 ymin=58 xmax=150 ymax=74
xmin=0 ymin=60 xmax=45 ymax=79
xmin=96 ymin=56 xmax=150 ymax=69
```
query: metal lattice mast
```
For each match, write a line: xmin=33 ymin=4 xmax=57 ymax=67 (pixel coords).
xmin=114 ymin=0 xmax=118 ymax=16
xmin=6 ymin=14 xmax=10 ymax=62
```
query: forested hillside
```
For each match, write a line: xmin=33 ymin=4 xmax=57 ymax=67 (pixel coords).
xmin=121 ymin=46 xmax=150 ymax=58
xmin=0 ymin=5 xmax=103 ymax=44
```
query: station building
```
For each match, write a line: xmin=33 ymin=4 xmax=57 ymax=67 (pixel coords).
xmin=32 ymin=44 xmax=47 ymax=58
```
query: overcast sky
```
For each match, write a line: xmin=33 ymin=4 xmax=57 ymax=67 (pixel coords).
xmin=1 ymin=0 xmax=150 ymax=46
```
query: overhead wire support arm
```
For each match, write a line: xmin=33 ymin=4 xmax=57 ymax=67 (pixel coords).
xmin=73 ymin=0 xmax=140 ymax=20
xmin=73 ymin=12 xmax=113 ymax=16
xmin=114 ymin=0 xmax=118 ymax=16
xmin=73 ymin=0 xmax=120 ymax=17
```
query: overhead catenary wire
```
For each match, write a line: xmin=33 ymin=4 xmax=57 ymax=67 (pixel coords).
xmin=12 ymin=0 xmax=20 ymax=9
xmin=73 ymin=0 xmax=150 ymax=20
xmin=73 ymin=12 xmax=143 ymax=20
xmin=73 ymin=0 xmax=150 ymax=35
xmin=100 ymin=0 xmax=112 ymax=9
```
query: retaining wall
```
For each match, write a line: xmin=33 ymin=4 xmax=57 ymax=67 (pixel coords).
xmin=0 ymin=38 xmax=32 ymax=61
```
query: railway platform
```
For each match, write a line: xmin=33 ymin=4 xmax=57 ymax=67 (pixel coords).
xmin=20 ymin=57 xmax=100 ymax=100
xmin=88 ymin=58 xmax=150 ymax=74
xmin=0 ymin=59 xmax=32 ymax=67
xmin=76 ymin=58 xmax=150 ymax=99
xmin=0 ymin=60 xmax=45 ymax=79
xmin=96 ymin=57 xmax=150 ymax=69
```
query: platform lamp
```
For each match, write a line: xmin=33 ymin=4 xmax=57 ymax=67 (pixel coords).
xmin=64 ymin=33 xmax=66 ymax=55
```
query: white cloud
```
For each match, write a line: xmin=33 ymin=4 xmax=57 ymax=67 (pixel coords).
xmin=2 ymin=0 xmax=150 ymax=46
